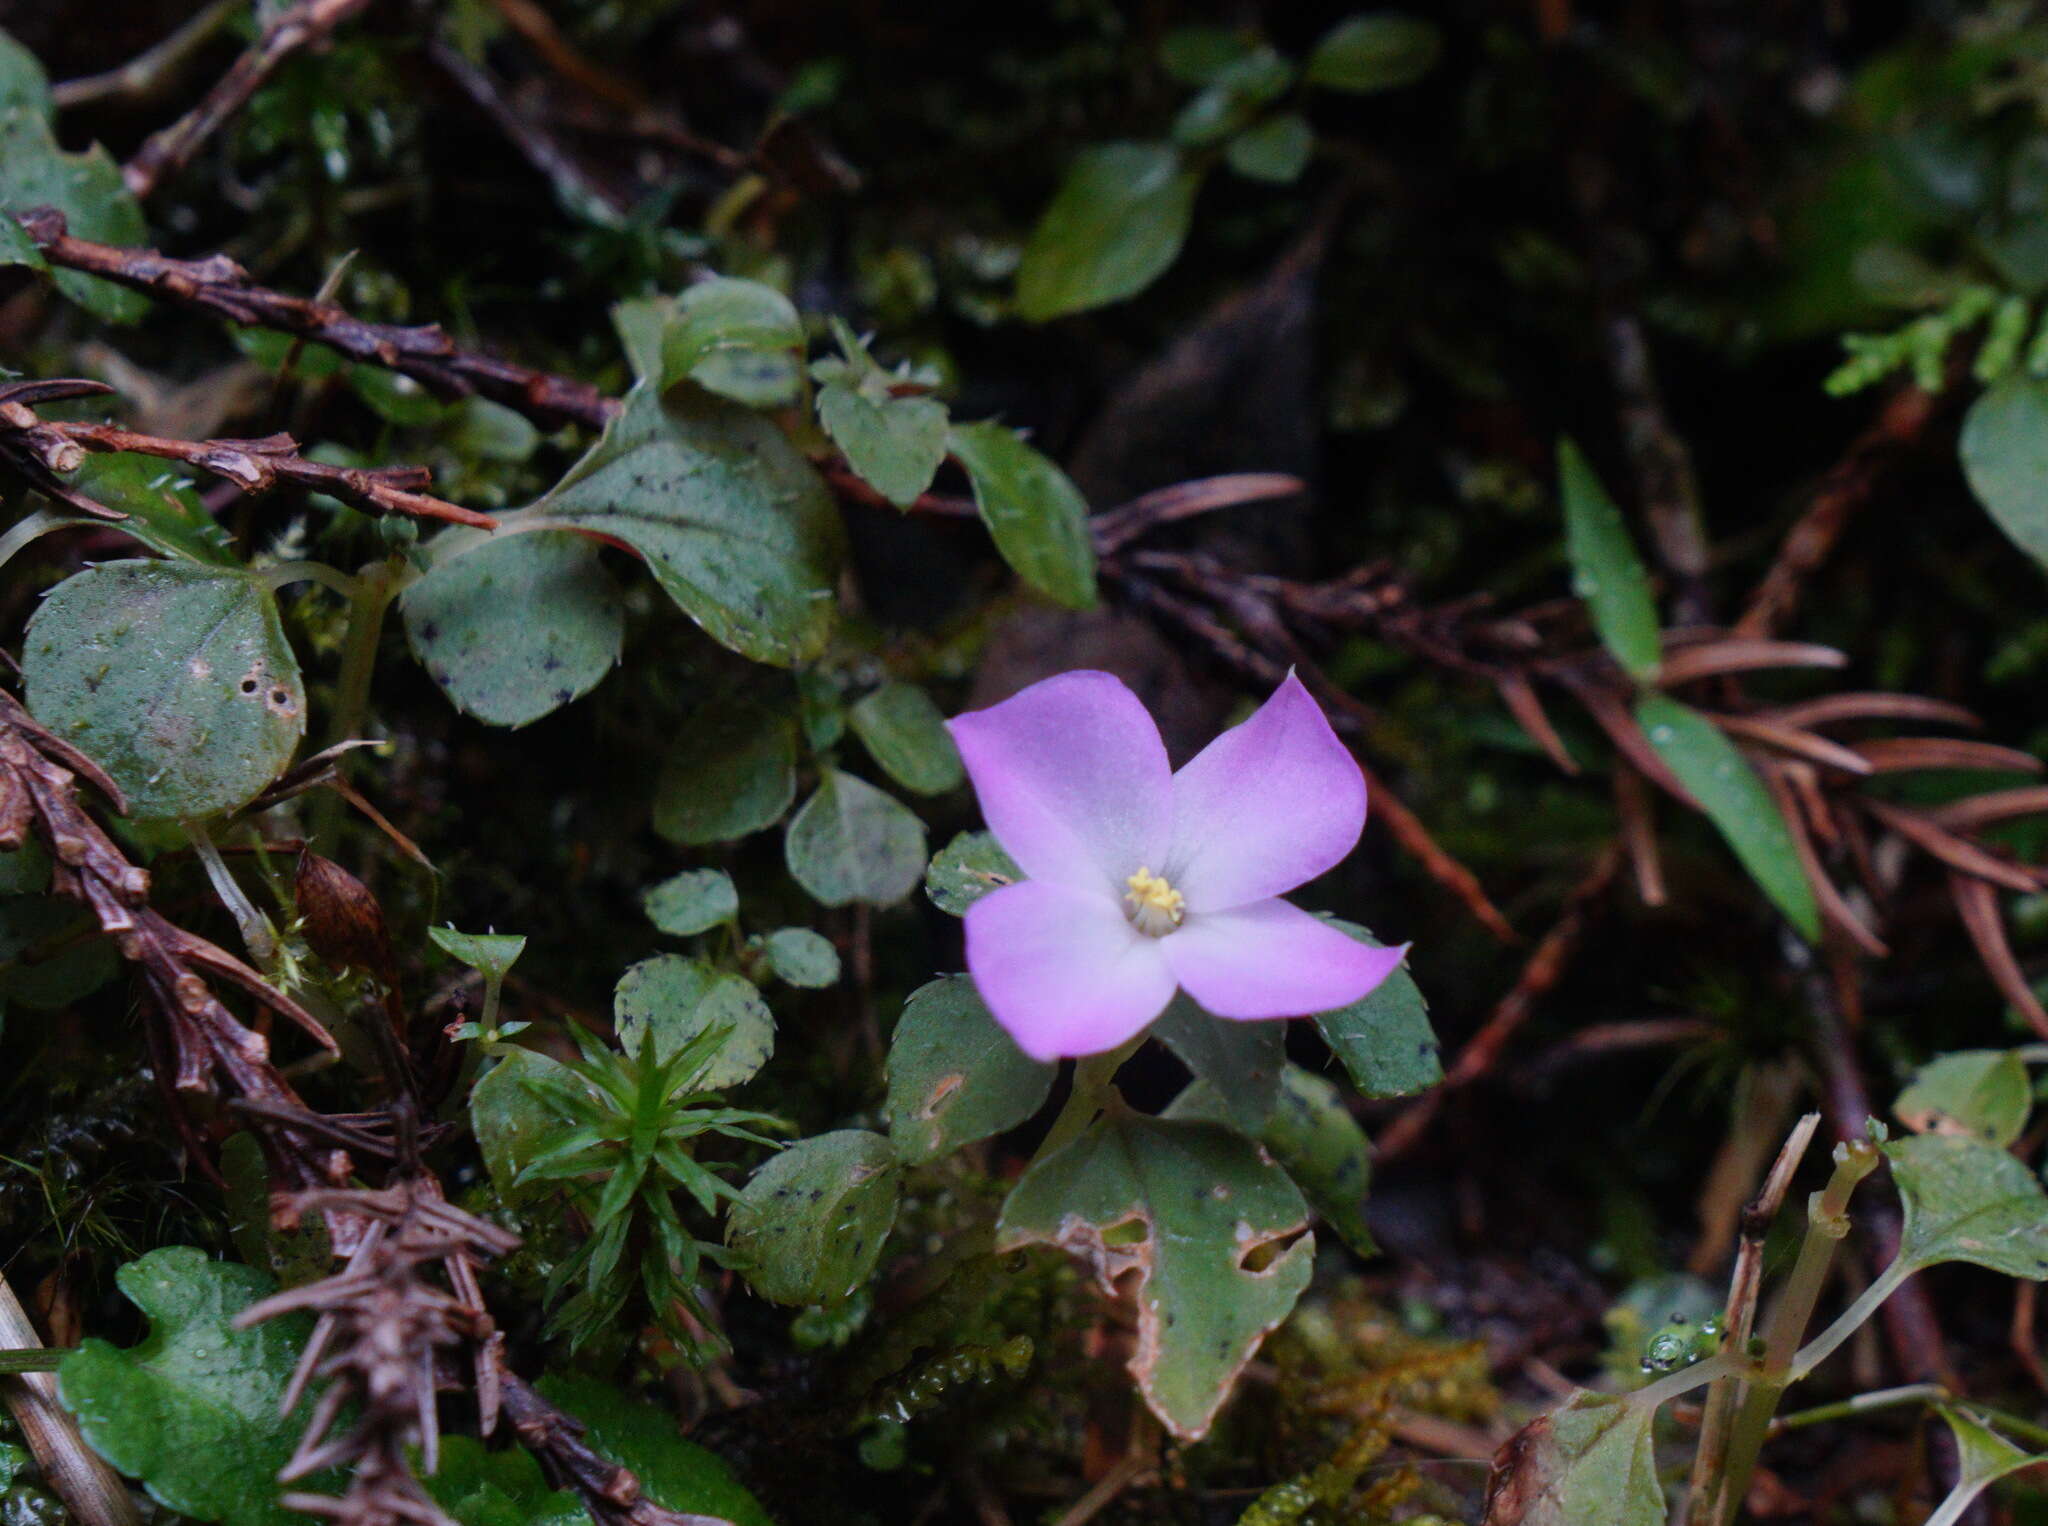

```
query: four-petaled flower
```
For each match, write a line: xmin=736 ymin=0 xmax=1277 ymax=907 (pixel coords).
xmin=947 ymin=670 xmax=1407 ymax=1061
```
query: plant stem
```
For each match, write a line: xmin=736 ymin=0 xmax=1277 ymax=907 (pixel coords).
xmin=310 ymin=556 xmax=399 ymax=844
xmin=1787 ymin=1258 xmax=1914 ymax=1382
xmin=1773 ymin=1382 xmax=1947 ymax=1433
xmin=185 ymin=820 xmax=277 ymax=963
xmin=0 ymin=1349 xmax=67 ymax=1374
xmin=1029 ymin=1036 xmax=1145 ymax=1167
xmin=1628 ymin=1348 xmax=1742 ymax=1413
xmin=0 ymin=1274 xmax=141 ymax=1526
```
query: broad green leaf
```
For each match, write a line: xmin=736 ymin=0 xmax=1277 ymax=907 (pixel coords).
xmin=947 ymin=421 xmax=1098 ymax=609
xmin=1014 ymin=142 xmax=1202 ymax=321
xmin=0 ymin=1440 xmax=23 ymax=1491
xmin=533 ymin=1374 xmax=776 ymax=1526
xmin=1559 ymin=439 xmax=1661 ymax=680
xmin=849 ymin=682 xmax=964 ymax=796
xmin=23 ymin=561 xmax=304 ymax=820
xmin=1960 ymin=373 xmax=2048 ymax=572
xmin=59 ymin=1248 xmax=333 ymax=1526
xmin=1225 ymin=113 xmax=1315 ymax=184
xmin=402 ymin=531 xmax=622 ymax=728
xmin=997 ymin=1114 xmax=1313 ymax=1439
xmin=1925 ymin=1409 xmax=2041 ymax=1526
xmin=67 ymin=456 xmax=234 ymax=564
xmin=727 ymin=1129 xmax=900 ymax=1306
xmin=1152 ymin=996 xmax=1284 ymax=1133
xmin=1159 ymin=25 xmax=1256 ymax=86
xmin=0 ymin=31 xmax=52 ymax=113
xmin=1895 ymin=1050 xmax=2033 ymax=1148
xmin=422 ymin=1438 xmax=584 ymax=1526
xmin=816 ymin=383 xmax=949 ymax=508
xmin=925 ymin=830 xmax=1020 ymax=916
xmin=1168 ymin=1064 xmax=1378 ymax=1259
xmin=1311 ymin=922 xmax=1439 ymax=1099
xmin=784 ymin=770 xmax=928 ymax=908
xmin=1636 ymin=694 xmax=1821 ymax=940
xmin=614 ymin=954 xmax=774 ymax=1089
xmin=886 ymin=975 xmax=1054 ymax=1164
xmin=1886 ymin=1132 xmax=2048 ymax=1278
xmin=526 ymin=385 xmax=842 ymax=667
xmin=428 ymin=926 xmax=527 ymax=981
xmin=1171 ymin=49 xmax=1294 ymax=147
xmin=1304 ymin=14 xmax=1442 ymax=94
xmin=641 ymin=869 xmax=739 ymax=936
xmin=652 ymin=702 xmax=798 ymax=845
xmin=632 ymin=278 xmax=804 ymax=406
xmin=469 ymin=1047 xmax=575 ymax=1198
xmin=761 ymin=927 xmax=839 ymax=988
xmin=0 ymin=894 xmax=116 ymax=1009
xmin=1481 ymin=1390 xmax=1663 ymax=1526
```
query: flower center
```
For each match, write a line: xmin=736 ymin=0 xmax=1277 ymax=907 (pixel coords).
xmin=1123 ymin=866 xmax=1185 ymax=937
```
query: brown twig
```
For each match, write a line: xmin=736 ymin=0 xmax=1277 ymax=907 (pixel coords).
xmin=123 ymin=0 xmax=376 ymax=201
xmin=51 ymin=0 xmax=247 ymax=110
xmin=498 ymin=1365 xmax=736 ymax=1526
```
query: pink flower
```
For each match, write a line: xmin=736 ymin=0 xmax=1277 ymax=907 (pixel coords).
xmin=947 ymin=670 xmax=1407 ymax=1062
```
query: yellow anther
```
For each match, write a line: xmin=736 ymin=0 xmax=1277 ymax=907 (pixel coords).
xmin=1123 ymin=866 xmax=1185 ymax=937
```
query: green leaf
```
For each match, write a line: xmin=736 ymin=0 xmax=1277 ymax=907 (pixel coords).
xmin=641 ymin=869 xmax=739 ymax=936
xmin=947 ymin=421 xmax=1098 ymax=609
xmin=347 ymin=365 xmax=445 ymax=426
xmin=1311 ymin=922 xmax=1438 ymax=1099
xmin=925 ymin=830 xmax=1020 ymax=916
xmin=1927 ymin=1408 xmax=2042 ymax=1526
xmin=1152 ymin=996 xmax=1284 ymax=1134
xmin=761 ymin=927 xmax=840 ymax=988
xmin=997 ymin=1113 xmax=1312 ymax=1439
xmin=849 ymin=682 xmax=964 ymax=796
xmin=1171 ymin=49 xmax=1294 ymax=148
xmin=614 ymin=954 xmax=774 ymax=1089
xmin=1559 ymin=439 xmax=1661 ymax=680
xmin=469 ymin=1047 xmax=574 ymax=1198
xmin=784 ymin=770 xmax=928 ymax=908
xmin=0 ymin=894 xmax=116 ymax=1009
xmin=428 ymin=926 xmax=527 ymax=981
xmin=0 ymin=31 xmax=53 ymax=114
xmin=0 ymin=208 xmax=42 ymax=272
xmin=59 ymin=1247 xmax=334 ymax=1526
xmin=727 ymin=1130 xmax=900 ymax=1306
xmin=1960 ymin=373 xmax=2048 ymax=572
xmin=532 ymin=1374 xmax=776 ymax=1526
xmin=1886 ymin=1132 xmax=2048 ymax=1278
xmin=1225 ymin=113 xmax=1315 ymax=184
xmin=817 ymin=384 xmax=949 ymax=509
xmin=652 ymin=701 xmax=798 ymax=845
xmin=1159 ymin=25 xmax=1257 ymax=86
xmin=220 ymin=1133 xmax=330 ymax=1291
xmin=1895 ymin=1050 xmax=2033 ymax=1148
xmin=422 ymin=1438 xmax=584 ymax=1526
xmin=526 ymin=384 xmax=842 ymax=667
xmin=1482 ymin=1390 xmax=1663 ymax=1526
xmin=628 ymin=278 xmax=805 ymax=406
xmin=1304 ymin=13 xmax=1442 ymax=94
xmin=65 ymin=456 xmax=234 ymax=564
xmin=1635 ymin=694 xmax=1821 ymax=940
xmin=402 ymin=531 xmax=622 ymax=728
xmin=1014 ymin=142 xmax=1202 ymax=322
xmin=23 ymin=561 xmax=304 ymax=820
xmin=885 ymin=975 xmax=1054 ymax=1165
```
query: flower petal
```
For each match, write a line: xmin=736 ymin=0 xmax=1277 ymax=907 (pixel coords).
xmin=1162 ymin=899 xmax=1405 ymax=1020
xmin=948 ymin=670 xmax=1171 ymax=893
xmin=964 ymin=880 xmax=1177 ymax=1061
xmin=1166 ymin=671 xmax=1365 ymax=911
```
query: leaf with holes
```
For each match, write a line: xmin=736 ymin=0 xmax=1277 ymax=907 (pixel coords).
xmin=1311 ymin=922 xmax=1437 ymax=1099
xmin=614 ymin=954 xmax=775 ymax=1089
xmin=1895 ymin=1050 xmax=2033 ymax=1149
xmin=1886 ymin=1132 xmax=2048 ymax=1279
xmin=403 ymin=531 xmax=622 ymax=727
xmin=24 ymin=562 xmax=304 ymax=820
xmin=948 ymin=421 xmax=1097 ymax=609
xmin=1480 ymin=1390 xmax=1662 ymax=1526
xmin=886 ymin=975 xmax=1054 ymax=1165
xmin=784 ymin=770 xmax=928 ymax=907
xmin=727 ymin=1130 xmax=900 ymax=1306
xmin=997 ymin=1113 xmax=1313 ymax=1439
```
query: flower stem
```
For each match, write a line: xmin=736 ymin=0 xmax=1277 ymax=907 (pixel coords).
xmin=1031 ymin=1035 xmax=1145 ymax=1166
xmin=310 ymin=557 xmax=400 ymax=844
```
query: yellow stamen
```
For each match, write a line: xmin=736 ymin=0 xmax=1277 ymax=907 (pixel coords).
xmin=1123 ymin=866 xmax=1185 ymax=937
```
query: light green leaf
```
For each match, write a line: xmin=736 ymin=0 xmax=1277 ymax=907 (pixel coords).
xmin=1636 ymin=694 xmax=1821 ymax=940
xmin=817 ymin=383 xmax=949 ymax=509
xmin=885 ymin=975 xmax=1054 ymax=1165
xmin=403 ymin=531 xmax=622 ymax=727
xmin=427 ymin=926 xmax=527 ymax=981
xmin=469 ymin=1047 xmax=574 ymax=1198
xmin=652 ymin=702 xmax=798 ymax=845
xmin=1559 ymin=439 xmax=1661 ymax=680
xmin=1311 ymin=922 xmax=1438 ymax=1099
xmin=762 ymin=927 xmax=839 ymax=988
xmin=1886 ymin=1132 xmax=2048 ymax=1279
xmin=1014 ymin=142 xmax=1202 ymax=321
xmin=66 ymin=456 xmax=234 ymax=564
xmin=641 ymin=869 xmax=739 ymax=937
xmin=1482 ymin=1390 xmax=1663 ymax=1526
xmin=849 ymin=682 xmax=964 ymax=796
xmin=1171 ymin=49 xmax=1294 ymax=147
xmin=925 ymin=830 xmax=1020 ymax=916
xmin=947 ymin=421 xmax=1097 ymax=609
xmin=1152 ymin=996 xmax=1284 ymax=1133
xmin=0 ymin=209 xmax=42 ymax=272
xmin=422 ymin=1438 xmax=584 ymax=1526
xmin=633 ymin=278 xmax=805 ymax=406
xmin=614 ymin=954 xmax=774 ymax=1089
xmin=727 ymin=1130 xmax=900 ymax=1306
xmin=1304 ymin=13 xmax=1442 ymax=94
xmin=1926 ymin=1409 xmax=2042 ymax=1526
xmin=1895 ymin=1050 xmax=2033 ymax=1148
xmin=1960 ymin=373 xmax=2048 ymax=572
xmin=59 ymin=1248 xmax=334 ymax=1526
xmin=1225 ymin=113 xmax=1315 ymax=184
xmin=0 ymin=31 xmax=53 ymax=114
xmin=527 ymin=384 xmax=842 ymax=667
xmin=784 ymin=770 xmax=928 ymax=908
xmin=23 ymin=561 xmax=304 ymax=820
xmin=997 ymin=1113 xmax=1312 ymax=1439
xmin=532 ymin=1374 xmax=776 ymax=1526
